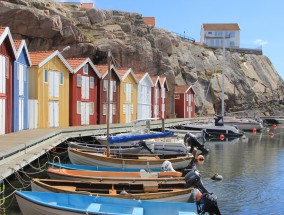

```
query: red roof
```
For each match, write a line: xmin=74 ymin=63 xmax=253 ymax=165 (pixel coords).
xmin=175 ymin=85 xmax=192 ymax=94
xmin=67 ymin=58 xmax=87 ymax=70
xmin=95 ymin=65 xmax=109 ymax=76
xmin=134 ymin=72 xmax=146 ymax=81
xmin=143 ymin=17 xmax=155 ymax=27
xmin=0 ymin=26 xmax=5 ymax=36
xmin=117 ymin=68 xmax=130 ymax=78
xmin=202 ymin=23 xmax=240 ymax=31
xmin=29 ymin=51 xmax=55 ymax=66
xmin=150 ymin=76 xmax=159 ymax=85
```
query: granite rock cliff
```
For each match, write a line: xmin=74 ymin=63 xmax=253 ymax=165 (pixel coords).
xmin=1 ymin=0 xmax=283 ymax=116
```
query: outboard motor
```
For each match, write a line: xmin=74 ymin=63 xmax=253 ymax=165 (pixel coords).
xmin=214 ymin=115 xmax=224 ymax=126
xmin=138 ymin=140 xmax=154 ymax=154
xmin=196 ymin=193 xmax=221 ymax=215
xmin=184 ymin=169 xmax=208 ymax=193
xmin=184 ymin=133 xmax=209 ymax=155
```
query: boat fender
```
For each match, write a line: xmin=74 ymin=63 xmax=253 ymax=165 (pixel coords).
xmin=211 ymin=173 xmax=223 ymax=181
xmin=120 ymin=190 xmax=128 ymax=195
xmin=161 ymin=160 xmax=175 ymax=172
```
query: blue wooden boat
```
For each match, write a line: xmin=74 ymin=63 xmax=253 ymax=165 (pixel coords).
xmin=47 ymin=162 xmax=162 ymax=172
xmin=15 ymin=191 xmax=198 ymax=215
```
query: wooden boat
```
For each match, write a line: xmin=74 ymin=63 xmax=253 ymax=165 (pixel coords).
xmin=46 ymin=167 xmax=183 ymax=183
xmin=68 ymin=147 xmax=193 ymax=169
xmin=47 ymin=162 xmax=163 ymax=172
xmin=68 ymin=141 xmax=144 ymax=154
xmin=15 ymin=191 xmax=199 ymax=215
xmin=31 ymin=178 xmax=193 ymax=202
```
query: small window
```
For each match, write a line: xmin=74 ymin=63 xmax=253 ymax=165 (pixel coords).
xmin=83 ymin=64 xmax=88 ymax=74
xmin=77 ymin=74 xmax=82 ymax=87
xmin=103 ymin=104 xmax=107 ymax=115
xmin=44 ymin=70 xmax=48 ymax=83
xmin=90 ymin=102 xmax=94 ymax=115
xmin=60 ymin=72 xmax=64 ymax=85
xmin=112 ymin=104 xmax=116 ymax=115
xmin=103 ymin=80 xmax=108 ymax=91
xmin=113 ymin=81 xmax=116 ymax=92
xmin=90 ymin=77 xmax=94 ymax=89
xmin=77 ymin=101 xmax=81 ymax=114
xmin=208 ymin=32 xmax=212 ymax=34
xmin=174 ymin=94 xmax=180 ymax=99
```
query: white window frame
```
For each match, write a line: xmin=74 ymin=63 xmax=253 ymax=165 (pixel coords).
xmin=60 ymin=72 xmax=64 ymax=85
xmin=44 ymin=70 xmax=48 ymax=83
xmin=90 ymin=77 xmax=94 ymax=89
xmin=83 ymin=64 xmax=88 ymax=74
xmin=77 ymin=74 xmax=82 ymax=87
xmin=103 ymin=103 xmax=107 ymax=115
xmin=90 ymin=102 xmax=94 ymax=115
xmin=103 ymin=80 xmax=108 ymax=91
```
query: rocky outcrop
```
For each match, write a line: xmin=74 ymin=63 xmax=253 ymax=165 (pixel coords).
xmin=0 ymin=0 xmax=283 ymax=116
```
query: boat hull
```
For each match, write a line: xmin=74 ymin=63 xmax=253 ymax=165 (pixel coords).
xmin=31 ymin=180 xmax=193 ymax=202
xmin=16 ymin=191 xmax=198 ymax=215
xmin=68 ymin=148 xmax=192 ymax=170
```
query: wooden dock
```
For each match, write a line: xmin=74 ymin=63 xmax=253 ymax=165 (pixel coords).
xmin=0 ymin=118 xmax=195 ymax=179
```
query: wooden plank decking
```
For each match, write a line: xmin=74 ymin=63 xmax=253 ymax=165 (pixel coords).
xmin=0 ymin=118 xmax=195 ymax=179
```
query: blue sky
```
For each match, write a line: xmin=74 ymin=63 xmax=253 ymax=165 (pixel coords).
xmin=66 ymin=0 xmax=284 ymax=80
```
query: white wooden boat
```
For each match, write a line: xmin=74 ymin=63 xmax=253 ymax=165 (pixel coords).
xmin=68 ymin=147 xmax=193 ymax=169
xmin=15 ymin=191 xmax=199 ymax=215
xmin=223 ymin=118 xmax=264 ymax=131
xmin=68 ymin=141 xmax=144 ymax=154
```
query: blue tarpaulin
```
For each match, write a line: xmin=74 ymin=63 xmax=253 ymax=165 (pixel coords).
xmin=108 ymin=132 xmax=174 ymax=144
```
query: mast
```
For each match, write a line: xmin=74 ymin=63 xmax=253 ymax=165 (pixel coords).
xmin=106 ymin=50 xmax=111 ymax=157
xmin=221 ymin=35 xmax=225 ymax=117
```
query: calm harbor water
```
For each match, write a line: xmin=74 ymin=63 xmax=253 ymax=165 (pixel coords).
xmin=2 ymin=125 xmax=284 ymax=215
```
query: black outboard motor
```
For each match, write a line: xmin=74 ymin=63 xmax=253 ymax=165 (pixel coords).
xmin=184 ymin=133 xmax=209 ymax=155
xmin=138 ymin=140 xmax=154 ymax=154
xmin=196 ymin=193 xmax=221 ymax=215
xmin=184 ymin=168 xmax=208 ymax=193
xmin=214 ymin=115 xmax=224 ymax=126
xmin=185 ymin=169 xmax=222 ymax=214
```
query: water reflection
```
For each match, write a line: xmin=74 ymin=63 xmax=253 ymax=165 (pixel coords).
xmin=198 ymin=127 xmax=284 ymax=214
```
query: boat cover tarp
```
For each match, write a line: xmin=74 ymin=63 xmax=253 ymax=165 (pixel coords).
xmin=108 ymin=132 xmax=174 ymax=144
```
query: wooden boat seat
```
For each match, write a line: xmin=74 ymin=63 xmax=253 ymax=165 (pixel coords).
xmin=143 ymin=181 xmax=158 ymax=193
xmin=138 ymin=156 xmax=159 ymax=160
xmin=53 ymin=186 xmax=76 ymax=191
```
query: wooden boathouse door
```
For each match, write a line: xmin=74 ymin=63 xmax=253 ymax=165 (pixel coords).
xmin=0 ymin=99 xmax=5 ymax=135
xmin=48 ymin=71 xmax=59 ymax=127
xmin=49 ymin=101 xmax=59 ymax=127
xmin=0 ymin=55 xmax=7 ymax=134
xmin=18 ymin=63 xmax=25 ymax=130
xmin=81 ymin=76 xmax=90 ymax=125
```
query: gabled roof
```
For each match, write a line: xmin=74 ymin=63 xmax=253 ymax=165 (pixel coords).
xmin=202 ymin=23 xmax=240 ymax=31
xmin=29 ymin=50 xmax=73 ymax=73
xmin=67 ymin=57 xmax=101 ymax=78
xmin=0 ymin=26 xmax=16 ymax=59
xmin=14 ymin=39 xmax=32 ymax=66
xmin=150 ymin=75 xmax=161 ymax=87
xmin=175 ymin=85 xmax=196 ymax=94
xmin=95 ymin=64 xmax=122 ymax=81
xmin=135 ymin=72 xmax=154 ymax=87
xmin=117 ymin=67 xmax=139 ymax=83
xmin=159 ymin=76 xmax=169 ymax=91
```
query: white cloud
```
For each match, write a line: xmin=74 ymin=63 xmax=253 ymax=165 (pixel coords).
xmin=254 ymin=39 xmax=268 ymax=46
